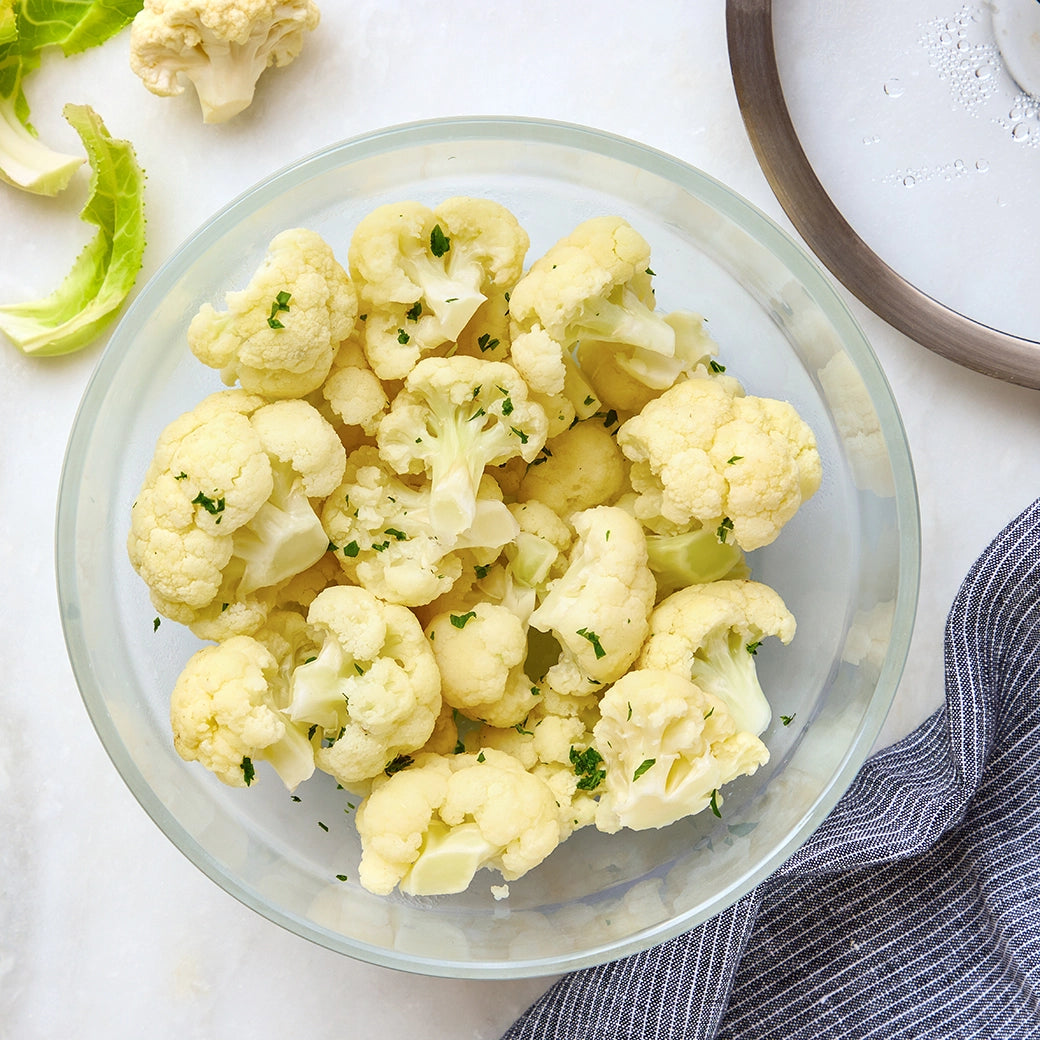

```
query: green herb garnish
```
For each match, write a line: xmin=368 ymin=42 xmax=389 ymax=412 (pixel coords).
xmin=267 ymin=290 xmax=292 ymax=328
xmin=430 ymin=224 xmax=451 ymax=257
xmin=633 ymin=758 xmax=656 ymax=781
xmin=384 ymin=754 xmax=414 ymax=776
xmin=450 ymin=611 xmax=477 ymax=629
xmin=569 ymin=746 xmax=606 ymax=791
xmin=576 ymin=627 xmax=606 ymax=659
xmin=241 ymin=757 xmax=255 ymax=786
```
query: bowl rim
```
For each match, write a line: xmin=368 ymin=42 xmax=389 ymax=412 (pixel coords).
xmin=55 ymin=114 xmax=921 ymax=978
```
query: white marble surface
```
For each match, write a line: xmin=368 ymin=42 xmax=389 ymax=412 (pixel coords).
xmin=1 ymin=3 xmax=1038 ymax=1038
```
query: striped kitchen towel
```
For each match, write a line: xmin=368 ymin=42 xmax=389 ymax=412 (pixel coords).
xmin=502 ymin=495 xmax=1040 ymax=1039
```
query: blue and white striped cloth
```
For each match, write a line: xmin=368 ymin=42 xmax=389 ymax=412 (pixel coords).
xmin=503 ymin=496 xmax=1040 ymax=1039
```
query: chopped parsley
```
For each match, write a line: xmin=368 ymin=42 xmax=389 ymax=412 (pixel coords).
xmin=477 ymin=751 xmax=486 ymax=763
xmin=727 ymin=455 xmax=744 ymax=465
xmin=371 ymin=540 xmax=390 ymax=552
xmin=709 ymin=789 xmax=722 ymax=817
xmin=397 ymin=328 xmax=410 ymax=344
xmin=384 ymin=754 xmax=414 ymax=776
xmin=317 ymin=821 xmax=329 ymax=832
xmin=474 ymin=563 xmax=491 ymax=579
xmin=632 ymin=758 xmax=656 ymax=781
xmin=335 ymin=874 xmax=349 ymax=882
xmin=450 ymin=610 xmax=477 ymax=629
xmin=569 ymin=746 xmax=606 ymax=791
xmin=501 ymin=396 xmax=514 ymax=415
xmin=576 ymin=627 xmax=606 ymax=659
xmin=430 ymin=224 xmax=451 ymax=257
xmin=511 ymin=426 xmax=529 ymax=444
xmin=746 ymin=641 xmax=762 ymax=656
xmin=174 ymin=471 xmax=188 ymax=480
xmin=781 ymin=713 xmax=797 ymax=727
xmin=267 ymin=290 xmax=292 ymax=328
xmin=152 ymin=617 xmax=161 ymax=632
xmin=342 ymin=540 xmax=360 ymax=558
xmin=240 ymin=757 xmax=255 ymax=786
xmin=405 ymin=300 xmax=423 ymax=321
xmin=192 ymin=490 xmax=225 ymax=517
xmin=709 ymin=359 xmax=727 ymax=373
xmin=477 ymin=333 xmax=500 ymax=352
xmin=384 ymin=527 xmax=408 ymax=541
xmin=716 ymin=516 xmax=734 ymax=543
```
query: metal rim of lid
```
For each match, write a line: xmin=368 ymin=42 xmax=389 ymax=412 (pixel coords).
xmin=725 ymin=0 xmax=1040 ymax=390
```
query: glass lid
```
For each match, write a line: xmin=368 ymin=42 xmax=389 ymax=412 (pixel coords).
xmin=727 ymin=0 xmax=1040 ymax=388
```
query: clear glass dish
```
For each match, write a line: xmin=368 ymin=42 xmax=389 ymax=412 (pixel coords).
xmin=55 ymin=117 xmax=920 ymax=979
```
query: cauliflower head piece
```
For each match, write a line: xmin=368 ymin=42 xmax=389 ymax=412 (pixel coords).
xmin=425 ymin=602 xmax=540 ymax=728
xmin=638 ymin=578 xmax=796 ymax=736
xmin=188 ymin=228 xmax=357 ymax=399
xmin=617 ymin=376 xmax=822 ymax=551
xmin=170 ymin=634 xmax=316 ymax=791
xmin=127 ymin=391 xmax=345 ymax=639
xmin=508 ymin=216 xmax=689 ymax=401
xmin=355 ymin=748 xmax=562 ymax=896
xmin=527 ymin=505 xmax=656 ymax=694
xmin=284 ymin=585 xmax=442 ymax=785
xmin=348 ymin=197 xmax=529 ymax=380
xmin=322 ymin=445 xmax=518 ymax=607
xmin=377 ymin=356 xmax=548 ymax=544
xmin=129 ymin=0 xmax=321 ymax=123
xmin=592 ymin=668 xmax=769 ymax=833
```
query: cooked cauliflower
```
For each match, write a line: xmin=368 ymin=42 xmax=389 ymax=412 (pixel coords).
xmin=592 ymin=668 xmax=770 ymax=833
xmin=355 ymin=748 xmax=561 ymax=896
xmin=285 ymin=585 xmax=442 ymax=786
xmin=617 ymin=375 xmax=822 ymax=550
xmin=170 ymin=634 xmax=315 ymax=790
xmin=348 ymin=197 xmax=529 ymax=380
xmin=527 ymin=505 xmax=656 ymax=694
xmin=188 ymin=228 xmax=356 ymax=399
xmin=127 ymin=391 xmax=345 ymax=639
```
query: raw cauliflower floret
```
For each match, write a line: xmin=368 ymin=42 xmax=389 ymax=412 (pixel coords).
xmin=283 ymin=585 xmax=442 ymax=786
xmin=348 ymin=197 xmax=529 ymax=380
xmin=508 ymin=215 xmax=707 ymax=404
xmin=638 ymin=579 xmax=796 ymax=736
xmin=592 ymin=668 xmax=770 ymax=833
xmin=322 ymin=445 xmax=518 ymax=607
xmin=617 ymin=375 xmax=822 ymax=551
xmin=127 ymin=391 xmax=345 ymax=639
xmin=527 ymin=505 xmax=656 ymax=694
xmin=355 ymin=748 xmax=561 ymax=896
xmin=188 ymin=228 xmax=357 ymax=399
xmin=170 ymin=634 xmax=315 ymax=790
xmin=129 ymin=0 xmax=321 ymax=123
xmin=425 ymin=602 xmax=539 ymax=728
xmin=376 ymin=355 xmax=548 ymax=544
xmin=517 ymin=416 xmax=627 ymax=518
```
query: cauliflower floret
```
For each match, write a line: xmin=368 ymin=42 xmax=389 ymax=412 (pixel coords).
xmin=638 ymin=579 xmax=796 ymax=736
xmin=376 ymin=356 xmax=548 ymax=544
xmin=170 ymin=634 xmax=315 ymax=790
xmin=285 ymin=585 xmax=441 ymax=785
xmin=188 ymin=228 xmax=356 ymax=399
xmin=527 ymin=505 xmax=656 ymax=694
xmin=508 ymin=216 xmax=705 ymax=404
xmin=592 ymin=669 xmax=770 ymax=833
xmin=617 ymin=376 xmax=822 ymax=551
xmin=517 ymin=416 xmax=627 ymax=518
xmin=320 ymin=339 xmax=389 ymax=436
xmin=129 ymin=0 xmax=321 ymax=123
xmin=355 ymin=749 xmax=561 ymax=896
xmin=127 ymin=391 xmax=345 ymax=639
xmin=322 ymin=445 xmax=518 ymax=607
xmin=425 ymin=602 xmax=540 ymax=728
xmin=348 ymin=197 xmax=529 ymax=380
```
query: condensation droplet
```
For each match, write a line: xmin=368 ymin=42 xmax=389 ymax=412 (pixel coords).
xmin=953 ymin=159 xmax=966 ymax=172
xmin=939 ymin=31 xmax=954 ymax=45
xmin=902 ymin=175 xmax=917 ymax=187
xmin=957 ymin=38 xmax=971 ymax=51
xmin=974 ymin=65 xmax=993 ymax=80
xmin=884 ymin=79 xmax=905 ymax=98
xmin=1012 ymin=122 xmax=1031 ymax=140
xmin=1010 ymin=106 xmax=1024 ymax=121
xmin=975 ymin=158 xmax=990 ymax=173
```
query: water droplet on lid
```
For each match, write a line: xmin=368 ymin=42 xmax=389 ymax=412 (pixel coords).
xmin=953 ymin=158 xmax=966 ymax=172
xmin=957 ymin=38 xmax=970 ymax=51
xmin=884 ymin=79 xmax=905 ymax=98
xmin=975 ymin=158 xmax=990 ymax=173
xmin=975 ymin=65 xmax=993 ymax=80
xmin=1012 ymin=122 xmax=1031 ymax=140
xmin=939 ymin=31 xmax=954 ymax=45
xmin=902 ymin=175 xmax=917 ymax=187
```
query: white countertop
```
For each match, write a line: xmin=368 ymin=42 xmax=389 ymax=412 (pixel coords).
xmin=2 ymin=3 xmax=1038 ymax=1037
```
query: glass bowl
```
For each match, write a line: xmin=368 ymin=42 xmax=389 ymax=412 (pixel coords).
xmin=55 ymin=117 xmax=920 ymax=979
